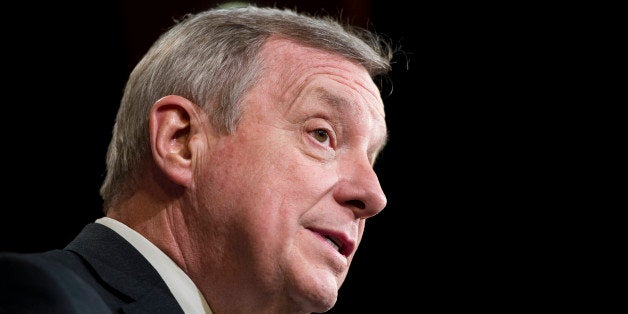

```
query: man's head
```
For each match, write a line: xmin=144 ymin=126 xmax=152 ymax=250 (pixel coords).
xmin=100 ymin=5 xmax=393 ymax=313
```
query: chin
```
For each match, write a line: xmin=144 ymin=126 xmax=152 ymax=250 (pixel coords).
xmin=290 ymin=274 xmax=340 ymax=313
xmin=311 ymin=289 xmax=338 ymax=313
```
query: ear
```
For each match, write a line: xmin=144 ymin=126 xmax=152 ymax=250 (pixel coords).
xmin=149 ymin=95 xmax=206 ymax=187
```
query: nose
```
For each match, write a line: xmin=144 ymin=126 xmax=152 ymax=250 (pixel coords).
xmin=334 ymin=155 xmax=387 ymax=219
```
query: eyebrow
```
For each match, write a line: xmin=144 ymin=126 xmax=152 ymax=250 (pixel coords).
xmin=316 ymin=89 xmax=389 ymax=164
xmin=317 ymin=89 xmax=349 ymax=109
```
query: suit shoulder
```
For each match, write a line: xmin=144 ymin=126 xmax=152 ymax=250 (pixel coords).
xmin=0 ymin=251 xmax=113 ymax=313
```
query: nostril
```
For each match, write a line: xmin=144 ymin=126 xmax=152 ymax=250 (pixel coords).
xmin=346 ymin=199 xmax=365 ymax=210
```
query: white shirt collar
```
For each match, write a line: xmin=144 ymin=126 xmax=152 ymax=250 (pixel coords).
xmin=96 ymin=217 xmax=212 ymax=314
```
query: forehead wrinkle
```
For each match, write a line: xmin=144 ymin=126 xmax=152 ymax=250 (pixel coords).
xmin=258 ymin=38 xmax=388 ymax=161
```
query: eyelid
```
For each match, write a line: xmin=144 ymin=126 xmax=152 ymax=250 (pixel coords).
xmin=305 ymin=118 xmax=337 ymax=149
xmin=306 ymin=128 xmax=327 ymax=149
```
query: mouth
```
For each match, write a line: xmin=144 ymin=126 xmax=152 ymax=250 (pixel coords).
xmin=309 ymin=228 xmax=355 ymax=258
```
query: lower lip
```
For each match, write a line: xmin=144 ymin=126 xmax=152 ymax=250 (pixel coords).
xmin=311 ymin=230 xmax=346 ymax=261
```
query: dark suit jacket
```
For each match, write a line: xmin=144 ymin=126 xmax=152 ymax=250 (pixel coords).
xmin=0 ymin=223 xmax=184 ymax=314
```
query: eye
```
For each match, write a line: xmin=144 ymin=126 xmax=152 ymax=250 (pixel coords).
xmin=311 ymin=129 xmax=331 ymax=146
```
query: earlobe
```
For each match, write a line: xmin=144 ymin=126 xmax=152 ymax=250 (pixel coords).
xmin=149 ymin=95 xmax=202 ymax=186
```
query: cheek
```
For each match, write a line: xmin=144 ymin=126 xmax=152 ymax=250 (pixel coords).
xmin=199 ymin=130 xmax=336 ymax=236
xmin=200 ymin=138 xmax=299 ymax=223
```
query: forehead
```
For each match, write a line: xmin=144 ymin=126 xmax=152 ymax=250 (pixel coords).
xmin=258 ymin=36 xmax=385 ymax=114
xmin=259 ymin=37 xmax=380 ymax=97
xmin=256 ymin=37 xmax=388 ymax=158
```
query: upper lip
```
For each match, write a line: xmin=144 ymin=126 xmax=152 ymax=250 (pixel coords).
xmin=309 ymin=228 xmax=355 ymax=258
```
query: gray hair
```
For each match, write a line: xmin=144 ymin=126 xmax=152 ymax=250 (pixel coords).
xmin=99 ymin=5 xmax=393 ymax=211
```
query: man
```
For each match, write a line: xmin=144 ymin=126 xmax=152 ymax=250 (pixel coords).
xmin=0 ymin=5 xmax=393 ymax=313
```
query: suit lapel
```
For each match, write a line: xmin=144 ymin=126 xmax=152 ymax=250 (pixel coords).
xmin=65 ymin=223 xmax=184 ymax=313
xmin=120 ymin=285 xmax=185 ymax=314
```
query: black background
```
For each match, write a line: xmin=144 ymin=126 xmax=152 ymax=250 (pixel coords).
xmin=0 ymin=1 xmax=571 ymax=313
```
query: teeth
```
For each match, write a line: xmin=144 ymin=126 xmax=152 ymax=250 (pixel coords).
xmin=324 ymin=236 xmax=341 ymax=252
